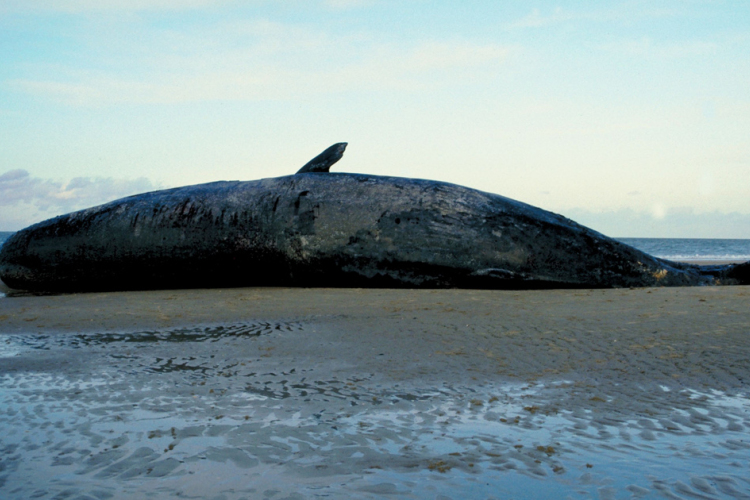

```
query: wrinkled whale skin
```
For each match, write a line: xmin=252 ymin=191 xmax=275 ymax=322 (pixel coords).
xmin=0 ymin=173 xmax=747 ymax=292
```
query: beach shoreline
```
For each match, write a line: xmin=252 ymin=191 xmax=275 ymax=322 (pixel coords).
xmin=2 ymin=283 xmax=749 ymax=498
xmin=2 ymin=282 xmax=750 ymax=388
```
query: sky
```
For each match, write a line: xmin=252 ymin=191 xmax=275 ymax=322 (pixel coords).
xmin=1 ymin=0 xmax=748 ymax=237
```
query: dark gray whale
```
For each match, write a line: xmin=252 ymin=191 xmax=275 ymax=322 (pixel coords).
xmin=1 ymin=146 xmax=748 ymax=292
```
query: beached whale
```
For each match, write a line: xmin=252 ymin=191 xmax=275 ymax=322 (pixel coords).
xmin=1 ymin=145 xmax=748 ymax=292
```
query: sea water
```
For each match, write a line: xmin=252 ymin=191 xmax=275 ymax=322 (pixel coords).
xmin=0 ymin=231 xmax=13 ymax=247
xmin=2 ymin=232 xmax=749 ymax=262
xmin=617 ymin=238 xmax=750 ymax=262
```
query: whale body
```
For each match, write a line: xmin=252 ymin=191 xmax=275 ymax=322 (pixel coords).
xmin=1 ymin=158 xmax=748 ymax=292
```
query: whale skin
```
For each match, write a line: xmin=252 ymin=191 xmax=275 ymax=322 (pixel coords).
xmin=0 ymin=172 xmax=748 ymax=292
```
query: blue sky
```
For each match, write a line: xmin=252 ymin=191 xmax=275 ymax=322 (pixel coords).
xmin=1 ymin=0 xmax=748 ymax=237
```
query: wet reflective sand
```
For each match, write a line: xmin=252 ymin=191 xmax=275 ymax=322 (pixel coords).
xmin=1 ymin=286 xmax=749 ymax=499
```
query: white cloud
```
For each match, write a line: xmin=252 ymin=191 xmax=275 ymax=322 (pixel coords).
xmin=599 ymin=37 xmax=719 ymax=58
xmin=506 ymin=7 xmax=578 ymax=29
xmin=10 ymin=21 xmax=511 ymax=106
xmin=652 ymin=203 xmax=667 ymax=220
xmin=565 ymin=207 xmax=750 ymax=239
xmin=323 ymin=0 xmax=373 ymax=9
xmin=0 ymin=0 xmax=376 ymax=13
xmin=0 ymin=0 xmax=241 ymax=13
xmin=0 ymin=169 xmax=160 ymax=229
xmin=505 ymin=4 xmax=688 ymax=31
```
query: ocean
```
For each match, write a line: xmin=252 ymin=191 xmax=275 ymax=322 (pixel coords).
xmin=1 ymin=232 xmax=749 ymax=262
xmin=0 ymin=232 xmax=14 ymax=247
xmin=616 ymin=237 xmax=750 ymax=262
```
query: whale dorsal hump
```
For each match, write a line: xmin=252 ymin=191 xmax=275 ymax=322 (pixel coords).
xmin=296 ymin=142 xmax=348 ymax=174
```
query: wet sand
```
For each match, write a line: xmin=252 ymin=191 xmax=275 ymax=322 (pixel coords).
xmin=1 ymin=284 xmax=750 ymax=499
xmin=680 ymin=260 xmax=747 ymax=266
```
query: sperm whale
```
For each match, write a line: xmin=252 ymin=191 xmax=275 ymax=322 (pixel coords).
xmin=0 ymin=144 xmax=747 ymax=292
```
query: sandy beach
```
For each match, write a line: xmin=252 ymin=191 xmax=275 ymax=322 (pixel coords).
xmin=1 ymin=283 xmax=750 ymax=499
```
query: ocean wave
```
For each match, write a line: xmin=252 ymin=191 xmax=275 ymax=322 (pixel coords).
xmin=660 ymin=255 xmax=750 ymax=262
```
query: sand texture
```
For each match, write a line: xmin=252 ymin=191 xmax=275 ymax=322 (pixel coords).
xmin=1 ymin=286 xmax=750 ymax=499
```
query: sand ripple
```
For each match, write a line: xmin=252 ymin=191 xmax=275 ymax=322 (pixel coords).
xmin=2 ymin=314 xmax=749 ymax=499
